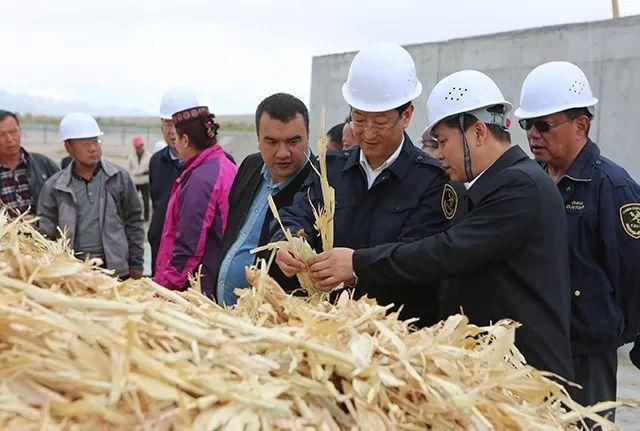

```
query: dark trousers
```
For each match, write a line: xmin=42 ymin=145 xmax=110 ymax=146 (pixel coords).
xmin=136 ymin=183 xmax=150 ymax=221
xmin=571 ymin=351 xmax=618 ymax=423
xmin=631 ymin=339 xmax=640 ymax=369
xmin=150 ymin=239 xmax=159 ymax=277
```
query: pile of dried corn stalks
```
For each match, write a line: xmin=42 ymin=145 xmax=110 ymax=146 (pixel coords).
xmin=0 ymin=213 xmax=626 ymax=430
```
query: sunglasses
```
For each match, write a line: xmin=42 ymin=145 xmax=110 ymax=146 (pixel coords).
xmin=420 ymin=137 xmax=439 ymax=149
xmin=518 ymin=117 xmax=572 ymax=133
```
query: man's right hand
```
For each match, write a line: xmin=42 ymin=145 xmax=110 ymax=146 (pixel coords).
xmin=275 ymin=246 xmax=306 ymax=277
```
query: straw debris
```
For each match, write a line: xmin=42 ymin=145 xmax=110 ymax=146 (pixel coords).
xmin=0 ymin=211 xmax=633 ymax=430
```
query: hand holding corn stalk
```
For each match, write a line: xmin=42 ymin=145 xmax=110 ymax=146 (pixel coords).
xmin=252 ymin=107 xmax=336 ymax=299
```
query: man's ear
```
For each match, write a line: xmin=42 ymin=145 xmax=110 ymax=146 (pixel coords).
xmin=471 ymin=121 xmax=489 ymax=147
xmin=180 ymin=133 xmax=190 ymax=148
xmin=400 ymin=104 xmax=415 ymax=128
xmin=574 ymin=116 xmax=590 ymax=139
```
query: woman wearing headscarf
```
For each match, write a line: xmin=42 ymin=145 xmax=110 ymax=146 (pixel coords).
xmin=154 ymin=105 xmax=237 ymax=297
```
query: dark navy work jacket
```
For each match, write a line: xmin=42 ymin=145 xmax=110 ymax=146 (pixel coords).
xmin=271 ymin=135 xmax=452 ymax=326
xmin=554 ymin=140 xmax=640 ymax=353
xmin=353 ymin=146 xmax=574 ymax=379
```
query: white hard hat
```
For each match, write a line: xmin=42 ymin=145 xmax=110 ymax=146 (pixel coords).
xmin=342 ymin=42 xmax=422 ymax=112
xmin=423 ymin=70 xmax=512 ymax=138
xmin=59 ymin=113 xmax=103 ymax=141
xmin=514 ymin=61 xmax=598 ymax=119
xmin=159 ymin=86 xmax=199 ymax=119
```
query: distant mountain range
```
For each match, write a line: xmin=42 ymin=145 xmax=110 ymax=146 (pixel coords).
xmin=0 ymin=90 xmax=254 ymax=125
xmin=0 ymin=89 xmax=150 ymax=117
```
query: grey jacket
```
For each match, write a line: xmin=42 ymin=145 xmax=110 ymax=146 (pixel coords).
xmin=37 ymin=159 xmax=144 ymax=277
xmin=25 ymin=151 xmax=60 ymax=211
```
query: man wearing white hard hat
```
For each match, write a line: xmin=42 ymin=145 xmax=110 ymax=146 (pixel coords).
xmin=37 ymin=113 xmax=144 ymax=280
xmin=273 ymin=43 xmax=451 ymax=326
xmin=308 ymin=70 xmax=574 ymax=380
xmin=515 ymin=61 xmax=640 ymax=412
xmin=148 ymin=87 xmax=197 ymax=274
xmin=148 ymin=87 xmax=237 ymax=274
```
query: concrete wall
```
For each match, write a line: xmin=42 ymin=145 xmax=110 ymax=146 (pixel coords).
xmin=310 ymin=15 xmax=640 ymax=179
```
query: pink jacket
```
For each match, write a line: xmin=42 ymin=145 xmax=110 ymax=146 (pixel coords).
xmin=154 ymin=145 xmax=237 ymax=296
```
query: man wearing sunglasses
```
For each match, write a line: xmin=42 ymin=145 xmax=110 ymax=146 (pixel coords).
xmin=516 ymin=61 xmax=640 ymax=415
xmin=272 ymin=43 xmax=452 ymax=327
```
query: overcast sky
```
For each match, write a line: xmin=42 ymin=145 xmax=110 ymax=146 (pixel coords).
xmin=2 ymin=0 xmax=639 ymax=115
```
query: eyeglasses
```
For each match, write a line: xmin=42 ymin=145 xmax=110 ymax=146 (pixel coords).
xmin=518 ymin=117 xmax=572 ymax=133
xmin=420 ymin=137 xmax=439 ymax=149
xmin=350 ymin=114 xmax=402 ymax=135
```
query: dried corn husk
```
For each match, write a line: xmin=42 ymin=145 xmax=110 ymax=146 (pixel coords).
xmin=252 ymin=107 xmax=336 ymax=299
xmin=310 ymin=107 xmax=335 ymax=251
xmin=0 ymin=211 xmax=635 ymax=430
xmin=252 ymin=195 xmax=326 ymax=299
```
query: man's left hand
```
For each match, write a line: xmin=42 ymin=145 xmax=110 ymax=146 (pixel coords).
xmin=129 ymin=268 xmax=143 ymax=280
xmin=308 ymin=248 xmax=356 ymax=291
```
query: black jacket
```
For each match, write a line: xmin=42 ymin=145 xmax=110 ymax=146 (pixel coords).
xmin=272 ymin=135 xmax=452 ymax=326
xmin=213 ymin=153 xmax=313 ymax=297
xmin=353 ymin=145 xmax=574 ymax=379
xmin=148 ymin=146 xmax=183 ymax=273
xmin=26 ymin=150 xmax=60 ymax=214
xmin=631 ymin=336 xmax=640 ymax=370
xmin=60 ymin=155 xmax=72 ymax=170
xmin=552 ymin=140 xmax=640 ymax=352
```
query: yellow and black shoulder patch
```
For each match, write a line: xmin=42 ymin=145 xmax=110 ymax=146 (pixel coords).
xmin=620 ymin=203 xmax=640 ymax=239
xmin=441 ymin=184 xmax=458 ymax=220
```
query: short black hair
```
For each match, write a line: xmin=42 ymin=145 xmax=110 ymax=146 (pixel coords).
xmin=255 ymin=93 xmax=309 ymax=136
xmin=396 ymin=101 xmax=412 ymax=115
xmin=326 ymin=122 xmax=344 ymax=151
xmin=564 ymin=107 xmax=592 ymax=136
xmin=439 ymin=105 xmax=511 ymax=144
xmin=564 ymin=107 xmax=593 ymax=121
xmin=0 ymin=110 xmax=19 ymax=126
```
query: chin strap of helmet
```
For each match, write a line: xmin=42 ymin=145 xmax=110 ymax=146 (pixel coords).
xmin=459 ymin=113 xmax=474 ymax=182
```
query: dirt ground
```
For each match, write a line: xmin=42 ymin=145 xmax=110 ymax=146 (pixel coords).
xmin=617 ymin=344 xmax=640 ymax=429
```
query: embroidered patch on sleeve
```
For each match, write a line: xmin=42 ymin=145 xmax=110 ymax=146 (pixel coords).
xmin=441 ymin=184 xmax=458 ymax=220
xmin=619 ymin=203 xmax=640 ymax=239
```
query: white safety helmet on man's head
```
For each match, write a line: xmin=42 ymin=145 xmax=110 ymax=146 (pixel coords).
xmin=342 ymin=42 xmax=422 ymax=112
xmin=423 ymin=70 xmax=512 ymax=139
xmin=514 ymin=61 xmax=598 ymax=119
xmin=159 ymin=86 xmax=199 ymax=119
xmin=59 ymin=113 xmax=103 ymax=141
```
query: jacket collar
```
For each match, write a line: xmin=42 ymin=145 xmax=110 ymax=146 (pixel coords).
xmin=0 ymin=147 xmax=29 ymax=170
xmin=342 ymin=132 xmax=417 ymax=182
xmin=19 ymin=147 xmax=30 ymax=166
xmin=561 ymin=139 xmax=600 ymax=182
xmin=160 ymin=145 xmax=180 ymax=162
xmin=177 ymin=145 xmax=223 ymax=184
xmin=466 ymin=145 xmax=529 ymax=206
xmin=56 ymin=158 xmax=118 ymax=191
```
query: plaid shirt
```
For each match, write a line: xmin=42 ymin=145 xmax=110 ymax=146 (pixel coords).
xmin=0 ymin=149 xmax=33 ymax=216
